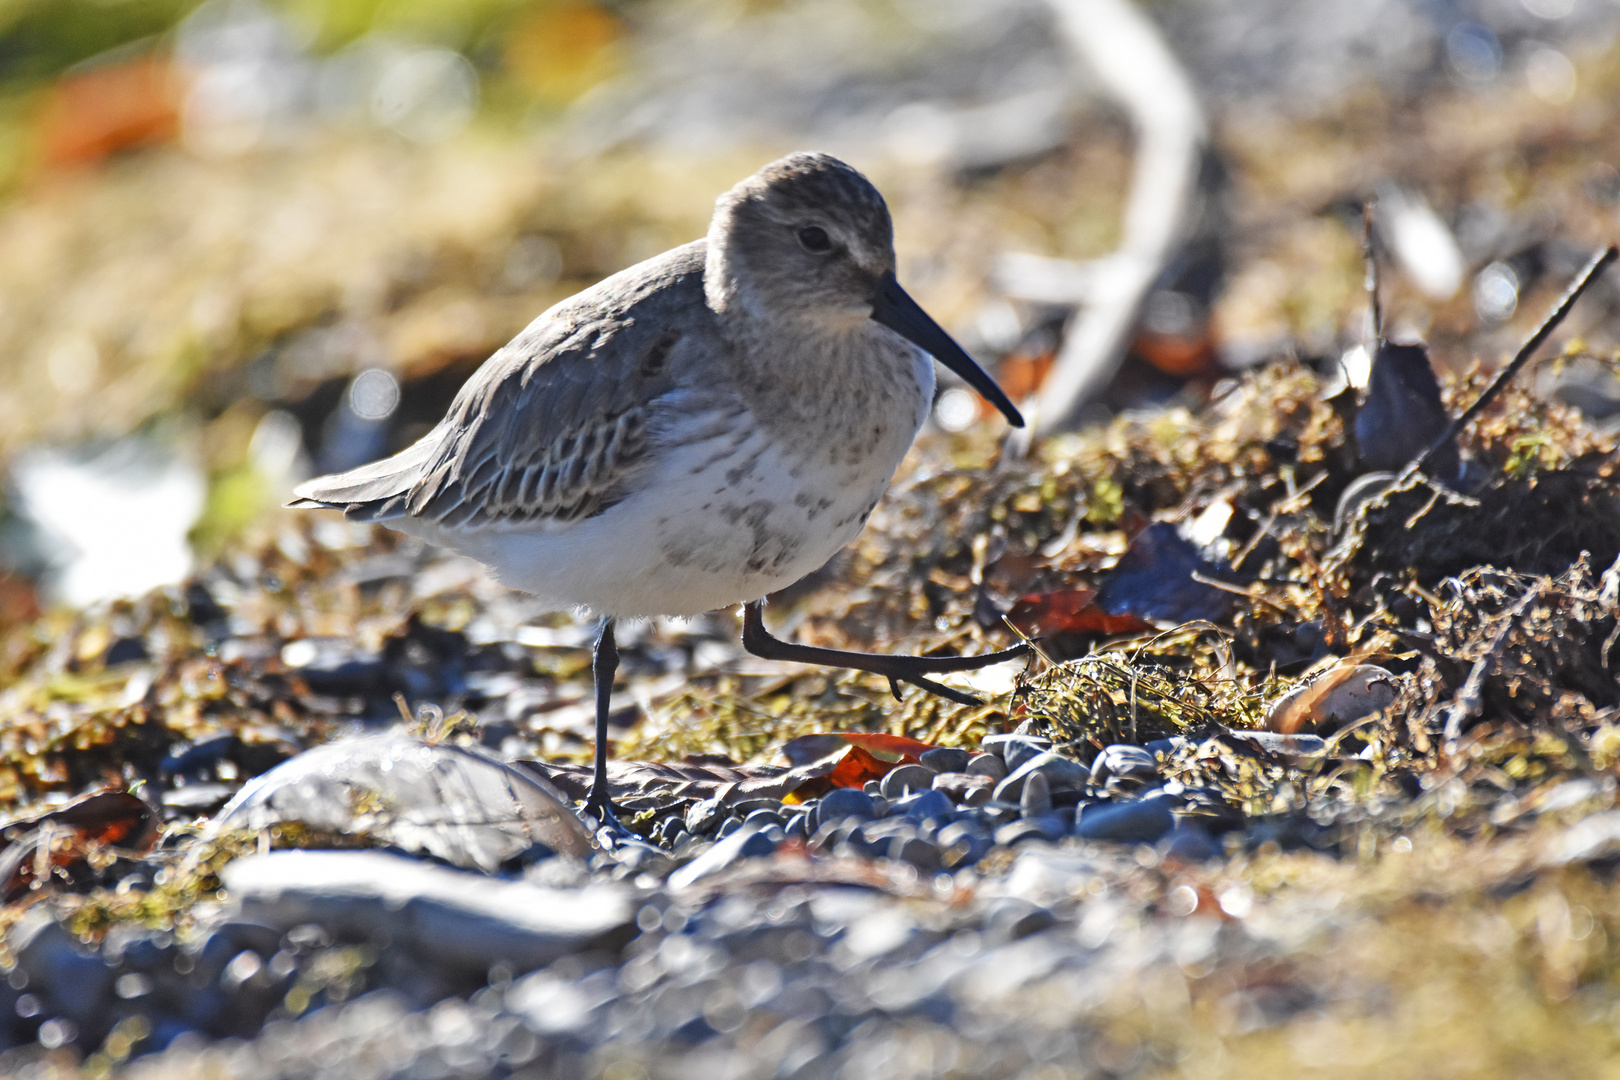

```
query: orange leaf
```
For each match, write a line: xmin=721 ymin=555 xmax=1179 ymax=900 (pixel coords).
xmin=826 ymin=745 xmax=899 ymax=788
xmin=838 ymin=732 xmax=935 ymax=761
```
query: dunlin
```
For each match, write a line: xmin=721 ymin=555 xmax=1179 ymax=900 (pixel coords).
xmin=291 ymin=152 xmax=1028 ymax=825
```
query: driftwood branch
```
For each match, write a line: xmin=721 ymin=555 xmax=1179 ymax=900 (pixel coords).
xmin=996 ymin=0 xmax=1206 ymax=435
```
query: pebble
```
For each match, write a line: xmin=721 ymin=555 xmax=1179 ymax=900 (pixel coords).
xmin=1020 ymin=771 xmax=1052 ymax=818
xmin=967 ymin=753 xmax=1009 ymax=781
xmin=918 ymin=748 xmax=971 ymax=773
xmin=983 ymin=898 xmax=1058 ymax=942
xmin=669 ymin=824 xmax=781 ymax=889
xmin=222 ymin=850 xmax=635 ymax=971
xmin=890 ymin=836 xmax=940 ymax=871
xmin=931 ymin=771 xmax=993 ymax=803
xmin=686 ymin=796 xmax=724 ymax=835
xmin=994 ymin=817 xmax=1066 ymax=847
xmin=1089 ymin=744 xmax=1160 ymax=784
xmin=898 ymin=788 xmax=955 ymax=825
xmin=818 ymin=787 xmax=878 ymax=825
xmin=993 ymin=751 xmax=1092 ymax=803
xmin=1161 ymin=823 xmax=1222 ymax=862
xmin=1229 ymin=731 xmax=1330 ymax=759
xmin=982 ymin=734 xmax=1052 ymax=771
xmin=880 ymin=764 xmax=936 ymax=798
xmin=1076 ymin=797 xmax=1177 ymax=844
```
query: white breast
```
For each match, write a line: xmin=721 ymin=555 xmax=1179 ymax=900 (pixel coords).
xmin=431 ymin=345 xmax=934 ymax=618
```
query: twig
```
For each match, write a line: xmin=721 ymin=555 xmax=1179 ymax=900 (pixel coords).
xmin=1412 ymin=245 xmax=1618 ymax=475
xmin=1441 ymin=583 xmax=1545 ymax=755
xmin=1362 ymin=198 xmax=1382 ymax=345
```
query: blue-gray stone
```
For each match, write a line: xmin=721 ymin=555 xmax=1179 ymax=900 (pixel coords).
xmin=817 ymin=787 xmax=877 ymax=824
xmin=1090 ymin=744 xmax=1160 ymax=783
xmin=966 ymin=753 xmax=1008 ymax=780
xmin=668 ymin=824 xmax=780 ymax=888
xmin=918 ymin=748 xmax=971 ymax=774
xmin=982 ymin=734 xmax=1052 ymax=771
xmin=993 ymin=751 xmax=1092 ymax=802
xmin=1020 ymin=770 xmax=1052 ymax=818
xmin=1076 ymin=797 xmax=1176 ymax=844
xmin=898 ymin=789 xmax=955 ymax=824
xmin=880 ymin=764 xmax=935 ymax=799
xmin=1161 ymin=823 xmax=1222 ymax=862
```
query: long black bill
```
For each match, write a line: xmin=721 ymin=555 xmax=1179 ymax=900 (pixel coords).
xmin=870 ymin=271 xmax=1025 ymax=428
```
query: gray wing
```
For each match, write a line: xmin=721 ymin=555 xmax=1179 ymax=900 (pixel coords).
xmin=289 ymin=241 xmax=709 ymax=529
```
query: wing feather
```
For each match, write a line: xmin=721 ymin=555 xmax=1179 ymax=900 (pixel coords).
xmin=289 ymin=242 xmax=709 ymax=528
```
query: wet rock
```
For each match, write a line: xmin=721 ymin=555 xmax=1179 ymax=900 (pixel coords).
xmin=937 ymin=822 xmax=991 ymax=868
xmin=918 ymin=748 xmax=971 ymax=774
xmin=222 ymin=851 xmax=633 ymax=975
xmin=967 ymin=753 xmax=1009 ymax=781
xmin=880 ymin=764 xmax=935 ymax=798
xmin=669 ymin=823 xmax=781 ymax=888
xmin=1076 ymin=797 xmax=1176 ymax=844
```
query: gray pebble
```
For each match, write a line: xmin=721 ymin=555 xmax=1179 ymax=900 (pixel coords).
xmin=743 ymin=807 xmax=784 ymax=829
xmin=899 ymin=789 xmax=955 ymax=824
xmin=962 ymin=784 xmax=993 ymax=808
xmin=993 ymin=751 xmax=1091 ymax=803
xmin=1075 ymin=797 xmax=1176 ymax=844
xmin=669 ymin=824 xmax=780 ymax=889
xmin=966 ymin=753 xmax=1008 ymax=781
xmin=1161 ymin=823 xmax=1221 ymax=862
xmin=918 ymin=748 xmax=970 ymax=774
xmin=863 ymin=780 xmax=882 ymax=796
xmin=982 ymin=734 xmax=1052 ymax=771
xmin=993 ymin=818 xmax=1065 ymax=847
xmin=890 ymin=836 xmax=940 ymax=872
xmin=1020 ymin=770 xmax=1052 ymax=818
xmin=880 ymin=764 xmax=935 ymax=798
xmin=685 ymin=797 xmax=723 ymax=835
xmin=1090 ymin=744 xmax=1160 ymax=784
xmin=818 ymin=787 xmax=878 ymax=824
xmin=983 ymin=898 xmax=1057 ymax=942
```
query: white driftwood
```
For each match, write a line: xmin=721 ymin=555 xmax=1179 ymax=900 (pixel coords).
xmin=997 ymin=0 xmax=1206 ymax=434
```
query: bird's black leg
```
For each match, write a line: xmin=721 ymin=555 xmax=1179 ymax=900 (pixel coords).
xmin=584 ymin=618 xmax=624 ymax=829
xmin=741 ymin=600 xmax=1028 ymax=706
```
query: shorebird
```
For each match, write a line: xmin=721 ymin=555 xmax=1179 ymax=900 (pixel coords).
xmin=290 ymin=152 xmax=1028 ymax=827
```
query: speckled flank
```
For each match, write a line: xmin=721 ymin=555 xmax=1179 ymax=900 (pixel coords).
xmin=289 ymin=152 xmax=956 ymax=617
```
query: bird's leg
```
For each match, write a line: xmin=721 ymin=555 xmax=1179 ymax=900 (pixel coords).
xmin=741 ymin=600 xmax=1028 ymax=706
xmin=583 ymin=618 xmax=626 ymax=831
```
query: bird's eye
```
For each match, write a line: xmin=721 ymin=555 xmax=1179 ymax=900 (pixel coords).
xmin=797 ymin=225 xmax=832 ymax=253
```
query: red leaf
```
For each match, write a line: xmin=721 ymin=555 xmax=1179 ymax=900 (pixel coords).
xmin=1007 ymin=589 xmax=1153 ymax=638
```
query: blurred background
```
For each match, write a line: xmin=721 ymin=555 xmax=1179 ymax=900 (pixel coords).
xmin=0 ymin=0 xmax=1617 ymax=614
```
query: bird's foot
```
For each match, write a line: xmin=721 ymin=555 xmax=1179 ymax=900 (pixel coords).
xmin=742 ymin=601 xmax=1030 ymax=706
